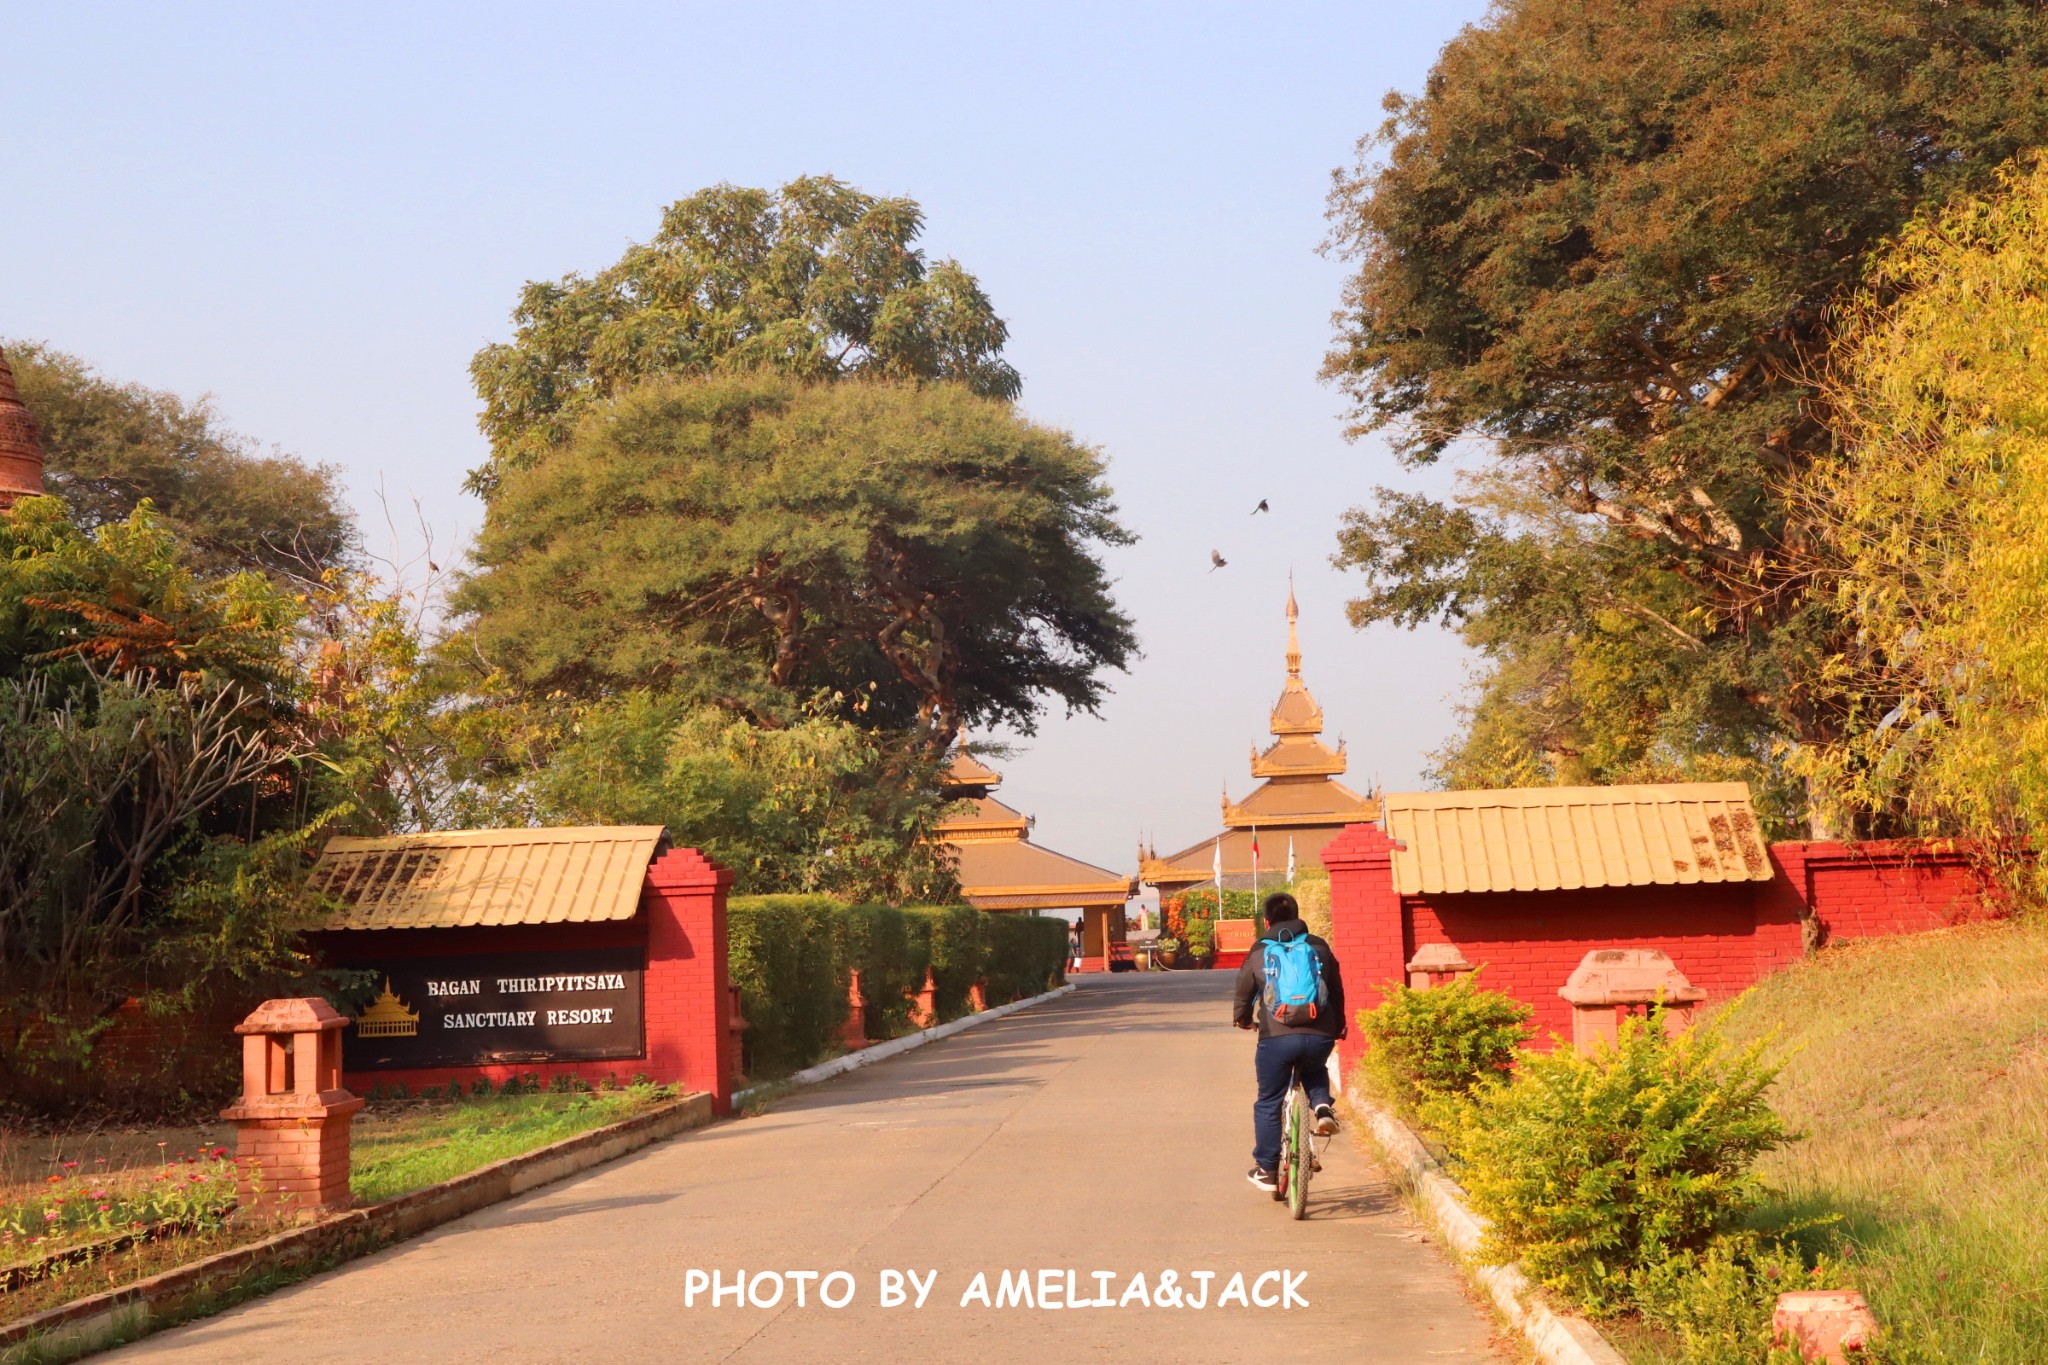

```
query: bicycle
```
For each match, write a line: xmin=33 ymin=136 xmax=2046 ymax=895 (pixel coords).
xmin=1272 ymin=1078 xmax=1327 ymax=1219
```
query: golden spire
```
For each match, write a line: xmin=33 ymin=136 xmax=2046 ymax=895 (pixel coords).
xmin=1285 ymin=573 xmax=1301 ymax=679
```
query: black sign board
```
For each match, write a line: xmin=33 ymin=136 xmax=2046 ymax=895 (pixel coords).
xmin=340 ymin=947 xmax=646 ymax=1071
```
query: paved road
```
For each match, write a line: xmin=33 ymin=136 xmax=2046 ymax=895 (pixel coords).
xmin=114 ymin=972 xmax=1501 ymax=1363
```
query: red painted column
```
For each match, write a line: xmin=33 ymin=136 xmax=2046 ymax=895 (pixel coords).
xmin=1321 ymin=823 xmax=1407 ymax=1082
xmin=642 ymin=847 xmax=736 ymax=1115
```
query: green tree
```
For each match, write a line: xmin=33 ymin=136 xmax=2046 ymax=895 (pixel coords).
xmin=450 ymin=374 xmax=1136 ymax=755
xmin=1323 ymin=0 xmax=2048 ymax=823
xmin=1803 ymin=157 xmax=2048 ymax=866
xmin=0 ymin=497 xmax=346 ymax=1111
xmin=517 ymin=691 xmax=959 ymax=902
xmin=7 ymin=342 xmax=358 ymax=583
xmin=468 ymin=176 xmax=1019 ymax=491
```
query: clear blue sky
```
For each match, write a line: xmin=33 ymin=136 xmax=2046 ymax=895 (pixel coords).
xmin=2 ymin=1 xmax=1488 ymax=873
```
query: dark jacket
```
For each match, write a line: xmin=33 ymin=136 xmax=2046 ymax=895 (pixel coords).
xmin=1232 ymin=919 xmax=1346 ymax=1040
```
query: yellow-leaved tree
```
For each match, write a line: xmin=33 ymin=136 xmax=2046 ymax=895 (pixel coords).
xmin=1807 ymin=157 xmax=2048 ymax=880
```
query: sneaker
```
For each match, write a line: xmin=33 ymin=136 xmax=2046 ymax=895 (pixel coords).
xmin=1246 ymin=1166 xmax=1278 ymax=1193
xmin=1312 ymin=1103 xmax=1338 ymax=1136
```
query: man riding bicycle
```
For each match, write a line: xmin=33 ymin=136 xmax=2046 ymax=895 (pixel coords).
xmin=1232 ymin=892 xmax=1346 ymax=1193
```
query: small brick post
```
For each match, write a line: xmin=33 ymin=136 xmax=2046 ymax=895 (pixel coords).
xmin=1322 ymin=823 xmax=1409 ymax=1083
xmin=220 ymin=999 xmax=363 ymax=1217
xmin=642 ymin=846 xmax=736 ymax=1115
xmin=1557 ymin=949 xmax=1707 ymax=1054
xmin=1773 ymin=1290 xmax=1878 ymax=1363
xmin=726 ymin=983 xmax=749 ymax=1089
xmin=908 ymin=968 xmax=938 ymax=1029
xmin=1405 ymin=943 xmax=1475 ymax=989
xmin=839 ymin=969 xmax=869 ymax=1050
xmin=968 ymin=979 xmax=989 ymax=1012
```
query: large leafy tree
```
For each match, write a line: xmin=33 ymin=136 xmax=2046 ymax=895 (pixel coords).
xmin=8 ymin=342 xmax=357 ymax=584
xmin=0 ymin=497 xmax=347 ymax=1112
xmin=467 ymin=176 xmax=1019 ymax=491
xmin=518 ymin=692 xmax=959 ymax=902
xmin=1804 ymin=158 xmax=2048 ymax=865
xmin=450 ymin=374 xmax=1136 ymax=756
xmin=1324 ymin=0 xmax=2048 ymax=821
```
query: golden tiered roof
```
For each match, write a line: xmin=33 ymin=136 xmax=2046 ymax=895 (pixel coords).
xmin=1141 ymin=587 xmax=1379 ymax=890
xmin=937 ymin=752 xmax=1130 ymax=912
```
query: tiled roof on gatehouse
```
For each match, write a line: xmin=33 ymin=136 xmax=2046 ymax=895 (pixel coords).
xmin=306 ymin=826 xmax=667 ymax=930
xmin=1380 ymin=783 xmax=1772 ymax=895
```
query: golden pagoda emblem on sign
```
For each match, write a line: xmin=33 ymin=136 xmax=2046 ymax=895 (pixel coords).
xmin=354 ymin=978 xmax=419 ymax=1038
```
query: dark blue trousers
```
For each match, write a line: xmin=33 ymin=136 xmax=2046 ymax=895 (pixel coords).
xmin=1252 ymin=1032 xmax=1335 ymax=1171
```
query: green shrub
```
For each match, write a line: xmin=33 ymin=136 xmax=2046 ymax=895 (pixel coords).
xmin=830 ymin=900 xmax=930 ymax=1039
xmin=1440 ymin=1013 xmax=1792 ymax=1316
xmin=981 ymin=912 xmax=1067 ymax=1002
xmin=728 ymin=897 xmax=1066 ymax=1077
xmin=910 ymin=903 xmax=988 ymax=1016
xmin=1182 ymin=916 xmax=1215 ymax=957
xmin=1355 ymin=971 xmax=1531 ymax=1120
xmin=726 ymin=895 xmax=844 ymax=1076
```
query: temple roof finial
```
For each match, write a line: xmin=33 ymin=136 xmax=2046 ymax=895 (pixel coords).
xmin=1285 ymin=572 xmax=1301 ymax=679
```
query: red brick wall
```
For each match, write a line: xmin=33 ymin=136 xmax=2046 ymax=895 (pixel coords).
xmin=1325 ymin=827 xmax=2003 ymax=1061
xmin=1405 ymin=884 xmax=1767 ymax=1044
xmin=315 ymin=846 xmax=736 ymax=1114
xmin=1775 ymin=840 xmax=1994 ymax=941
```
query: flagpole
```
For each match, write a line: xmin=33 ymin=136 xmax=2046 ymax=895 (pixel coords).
xmin=1213 ymin=834 xmax=1223 ymax=924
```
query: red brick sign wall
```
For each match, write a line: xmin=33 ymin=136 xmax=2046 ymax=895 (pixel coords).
xmin=313 ymin=846 xmax=736 ymax=1114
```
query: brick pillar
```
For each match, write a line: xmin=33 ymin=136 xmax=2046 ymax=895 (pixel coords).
xmin=1322 ymin=823 xmax=1408 ymax=1082
xmin=840 ymin=969 xmax=870 ymax=1050
xmin=643 ymin=847 xmax=736 ymax=1115
xmin=220 ymin=999 xmax=362 ymax=1217
xmin=908 ymin=967 xmax=938 ymax=1029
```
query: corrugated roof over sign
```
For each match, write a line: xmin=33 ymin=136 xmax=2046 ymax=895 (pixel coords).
xmin=306 ymin=827 xmax=666 ymax=930
xmin=1382 ymin=784 xmax=1772 ymax=895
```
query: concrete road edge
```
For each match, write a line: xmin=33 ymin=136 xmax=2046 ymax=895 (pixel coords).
xmin=1344 ymin=1092 xmax=1629 ymax=1365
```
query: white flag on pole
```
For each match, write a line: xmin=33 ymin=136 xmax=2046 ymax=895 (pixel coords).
xmin=1287 ymin=836 xmax=1297 ymax=883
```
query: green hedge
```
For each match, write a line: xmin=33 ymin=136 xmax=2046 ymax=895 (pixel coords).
xmin=726 ymin=898 xmax=1068 ymax=1079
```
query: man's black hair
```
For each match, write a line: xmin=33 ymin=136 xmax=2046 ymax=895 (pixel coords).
xmin=1262 ymin=892 xmax=1299 ymax=925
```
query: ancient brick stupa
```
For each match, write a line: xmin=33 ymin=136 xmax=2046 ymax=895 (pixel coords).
xmin=0 ymin=344 xmax=47 ymax=511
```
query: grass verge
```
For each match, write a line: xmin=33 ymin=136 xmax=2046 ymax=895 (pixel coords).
xmin=2 ymin=1085 xmax=671 ymax=1331
xmin=1702 ymin=918 xmax=2048 ymax=1361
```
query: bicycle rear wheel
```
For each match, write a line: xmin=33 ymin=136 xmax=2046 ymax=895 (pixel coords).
xmin=1286 ymin=1086 xmax=1310 ymax=1220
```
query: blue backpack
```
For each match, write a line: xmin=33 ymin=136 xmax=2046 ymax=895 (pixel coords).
xmin=1260 ymin=935 xmax=1326 ymax=1025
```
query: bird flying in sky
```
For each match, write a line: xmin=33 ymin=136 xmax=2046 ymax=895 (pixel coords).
xmin=1252 ymin=499 xmax=1269 ymax=515
xmin=1210 ymin=549 xmax=1227 ymax=571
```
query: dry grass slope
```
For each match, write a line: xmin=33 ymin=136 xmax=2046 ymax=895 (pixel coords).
xmin=1714 ymin=919 xmax=2048 ymax=1360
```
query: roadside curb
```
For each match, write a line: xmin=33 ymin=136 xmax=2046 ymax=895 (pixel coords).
xmin=1347 ymin=1093 xmax=1628 ymax=1365
xmin=735 ymin=982 xmax=1077 ymax=1105
xmin=0 ymin=1092 xmax=714 ymax=1365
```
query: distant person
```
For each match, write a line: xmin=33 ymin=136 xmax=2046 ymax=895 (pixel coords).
xmin=1069 ymin=920 xmax=1084 ymax=968
xmin=1231 ymin=891 xmax=1345 ymax=1193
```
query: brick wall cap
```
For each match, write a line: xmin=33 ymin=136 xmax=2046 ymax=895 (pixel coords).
xmin=644 ymin=845 xmax=735 ymax=890
xmin=221 ymin=1091 xmax=363 ymax=1122
xmin=1318 ymin=822 xmax=1403 ymax=867
xmin=1406 ymin=943 xmax=1473 ymax=973
xmin=235 ymin=998 xmax=349 ymax=1035
xmin=1558 ymin=948 xmax=1707 ymax=1005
